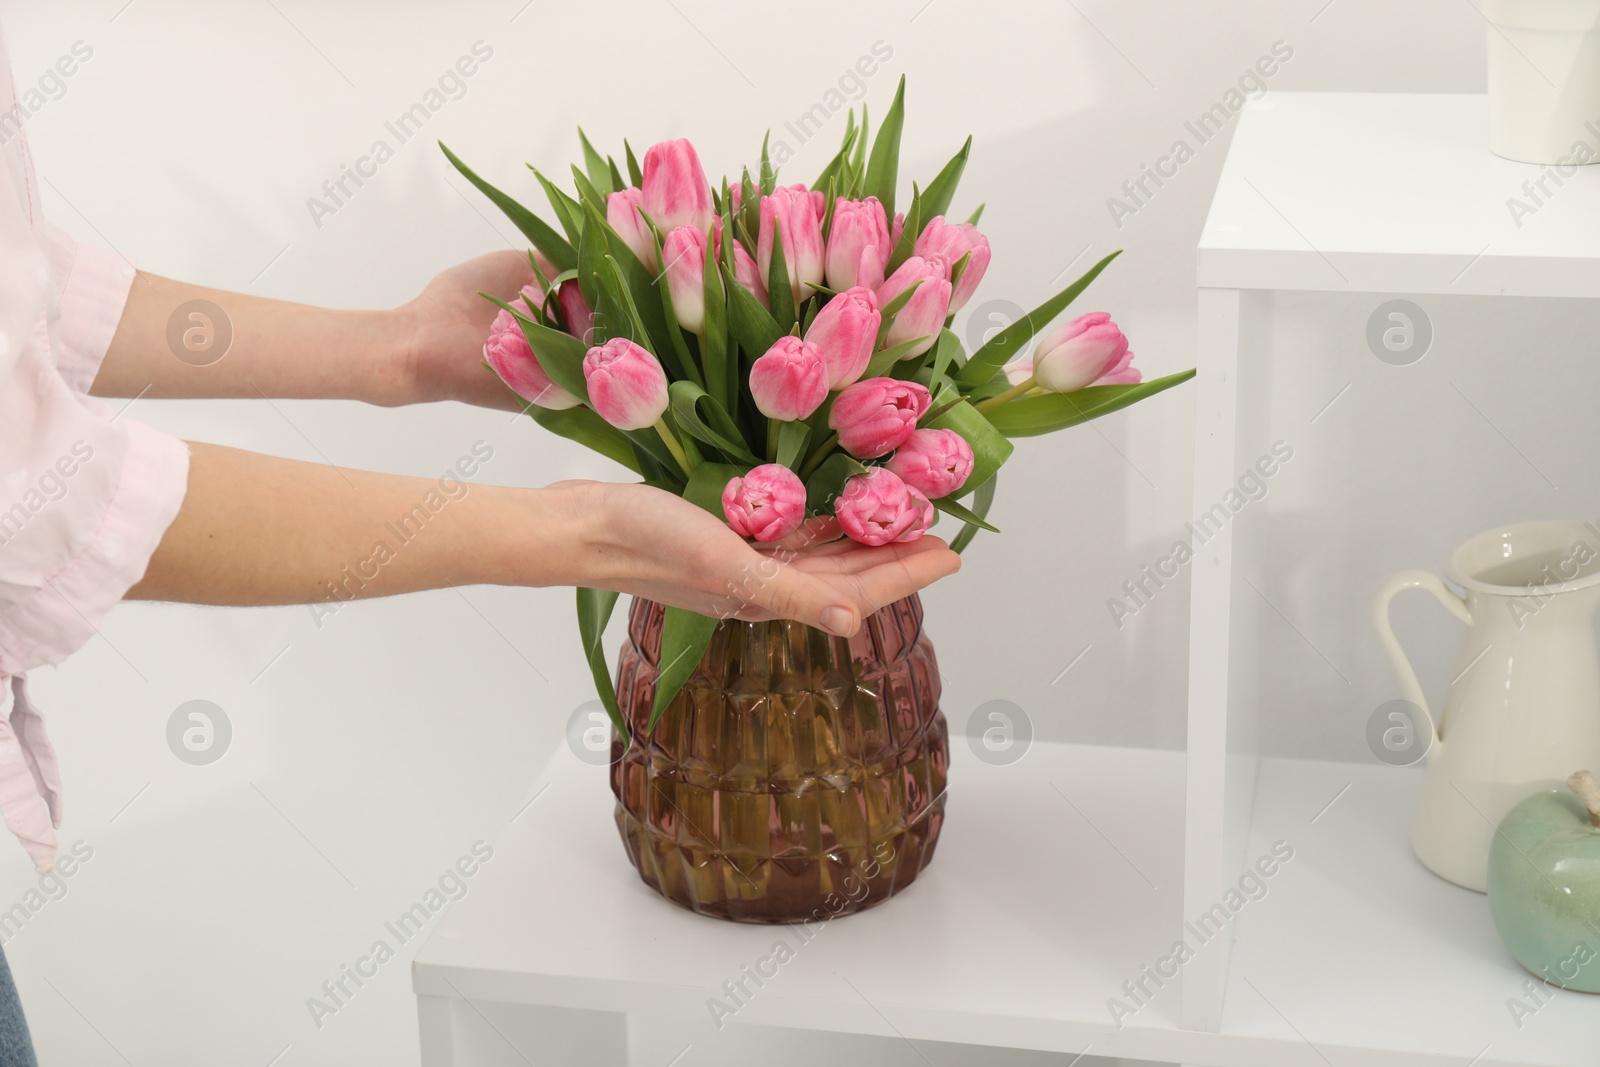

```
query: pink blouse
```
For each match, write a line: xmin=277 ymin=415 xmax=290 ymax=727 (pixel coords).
xmin=0 ymin=22 xmax=191 ymax=871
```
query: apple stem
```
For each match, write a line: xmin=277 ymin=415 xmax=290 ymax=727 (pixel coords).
xmin=1566 ymin=770 xmax=1600 ymax=828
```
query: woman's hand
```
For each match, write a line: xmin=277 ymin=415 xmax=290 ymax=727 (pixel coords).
xmin=395 ymin=250 xmax=536 ymax=410
xmin=569 ymin=481 xmax=961 ymax=636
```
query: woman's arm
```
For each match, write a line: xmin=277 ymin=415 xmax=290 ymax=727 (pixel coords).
xmin=92 ymin=252 xmax=535 ymax=410
xmin=130 ymin=443 xmax=959 ymax=636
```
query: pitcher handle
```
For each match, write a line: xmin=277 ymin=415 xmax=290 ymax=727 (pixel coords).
xmin=1370 ymin=569 xmax=1473 ymax=745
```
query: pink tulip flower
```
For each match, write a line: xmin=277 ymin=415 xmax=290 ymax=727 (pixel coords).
xmin=828 ymin=378 xmax=931 ymax=458
xmin=484 ymin=301 xmax=582 ymax=410
xmin=835 ymin=467 xmax=934 ymax=546
xmin=750 ymin=337 xmax=828 ymax=421
xmin=582 ymin=338 xmax=669 ymax=430
xmin=608 ymin=187 xmax=657 ymax=270
xmin=1032 ymin=312 xmax=1137 ymax=393
xmin=804 ymin=286 xmax=880 ymax=389
xmin=914 ymin=216 xmax=991 ymax=313
xmin=642 ymin=138 xmax=714 ymax=235
xmin=826 ymin=196 xmax=891 ymax=292
xmin=885 ymin=428 xmax=975 ymax=499
xmin=662 ymin=226 xmax=708 ymax=334
xmin=721 ymin=464 xmax=806 ymax=543
xmin=1095 ymin=349 xmax=1142 ymax=386
xmin=758 ymin=184 xmax=825 ymax=303
xmin=876 ymin=255 xmax=952 ymax=359
xmin=558 ymin=280 xmax=595 ymax=344
xmin=732 ymin=242 xmax=769 ymax=308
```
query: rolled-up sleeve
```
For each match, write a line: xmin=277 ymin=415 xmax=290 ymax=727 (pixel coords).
xmin=0 ymin=163 xmax=189 ymax=675
xmin=44 ymin=223 xmax=138 ymax=396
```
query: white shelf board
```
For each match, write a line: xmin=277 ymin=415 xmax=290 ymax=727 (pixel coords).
xmin=1224 ymin=755 xmax=1598 ymax=1067
xmin=1199 ymin=93 xmax=1600 ymax=298
xmin=414 ymin=739 xmax=1208 ymax=1061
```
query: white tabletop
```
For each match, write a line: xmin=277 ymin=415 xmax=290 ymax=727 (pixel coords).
xmin=413 ymin=738 xmax=1208 ymax=1061
xmin=1200 ymin=93 xmax=1600 ymax=298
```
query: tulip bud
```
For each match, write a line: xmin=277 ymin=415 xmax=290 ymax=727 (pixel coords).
xmin=661 ymin=226 xmax=708 ymax=334
xmin=721 ymin=464 xmax=806 ymax=543
xmin=876 ymin=255 xmax=952 ymax=359
xmin=885 ymin=428 xmax=975 ymax=499
xmin=826 ymin=196 xmax=891 ymax=292
xmin=582 ymin=338 xmax=669 ymax=430
xmin=828 ymin=377 xmax=932 ymax=459
xmin=642 ymin=139 xmax=714 ymax=236
xmin=804 ymin=286 xmax=880 ymax=390
xmin=484 ymin=303 xmax=582 ymax=410
xmin=608 ymin=188 xmax=657 ymax=271
xmin=749 ymin=336 xmax=828 ymax=422
xmin=732 ymin=242 xmax=769 ymax=308
xmin=758 ymin=184 xmax=825 ymax=303
xmin=558 ymin=280 xmax=596 ymax=345
xmin=914 ymin=216 xmax=991 ymax=313
xmin=834 ymin=467 xmax=934 ymax=546
xmin=1032 ymin=312 xmax=1136 ymax=393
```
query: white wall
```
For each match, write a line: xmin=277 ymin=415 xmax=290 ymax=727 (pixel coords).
xmin=0 ymin=0 xmax=1516 ymax=1063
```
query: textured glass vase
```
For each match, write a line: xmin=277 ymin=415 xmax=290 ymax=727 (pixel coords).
xmin=609 ymin=594 xmax=949 ymax=923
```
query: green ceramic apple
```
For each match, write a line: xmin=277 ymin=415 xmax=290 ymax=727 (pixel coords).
xmin=1488 ymin=771 xmax=1600 ymax=993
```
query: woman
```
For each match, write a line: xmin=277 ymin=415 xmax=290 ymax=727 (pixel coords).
xmin=0 ymin=25 xmax=958 ymax=1063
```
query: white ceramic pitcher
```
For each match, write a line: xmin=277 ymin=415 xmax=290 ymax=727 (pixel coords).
xmin=1372 ymin=521 xmax=1600 ymax=892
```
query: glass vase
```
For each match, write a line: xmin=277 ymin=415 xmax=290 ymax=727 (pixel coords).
xmin=609 ymin=594 xmax=948 ymax=923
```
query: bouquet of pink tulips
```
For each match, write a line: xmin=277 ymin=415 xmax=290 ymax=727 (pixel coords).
xmin=444 ymin=79 xmax=1192 ymax=733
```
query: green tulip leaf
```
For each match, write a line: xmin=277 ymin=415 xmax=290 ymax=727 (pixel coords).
xmin=570 ymin=164 xmax=608 ymax=219
xmin=860 ymin=334 xmax=932 ymax=381
xmin=805 ymin=452 xmax=868 ymax=516
xmin=527 ymin=166 xmax=585 ymax=247
xmin=957 ymin=250 xmax=1122 ymax=387
xmin=920 ymin=136 xmax=972 ymax=223
xmin=576 ymin=587 xmax=625 ymax=735
xmin=649 ymin=606 xmax=720 ymax=731
xmin=775 ymin=420 xmax=811 ymax=470
xmin=720 ymin=263 xmax=784 ymax=359
xmin=623 ymin=139 xmax=643 ymax=187
xmin=518 ymin=401 xmax=640 ymax=475
xmin=885 ymin=183 xmax=921 ymax=276
xmin=700 ymin=235 xmax=732 ymax=409
xmin=438 ymin=143 xmax=576 ymax=272
xmin=983 ymin=369 xmax=1197 ymax=437
xmin=930 ymin=493 xmax=999 ymax=533
xmin=669 ymin=381 xmax=761 ymax=465
xmin=682 ymin=461 xmax=752 ymax=518
xmin=768 ymin=220 xmax=795 ymax=331
xmin=577 ymin=127 xmax=614 ymax=194
xmin=949 ymin=473 xmax=997 ymax=554
xmin=864 ymin=76 xmax=906 ymax=217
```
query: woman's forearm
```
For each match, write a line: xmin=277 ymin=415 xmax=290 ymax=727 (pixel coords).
xmin=92 ymin=272 xmax=412 ymax=405
xmin=128 ymin=442 xmax=587 ymax=605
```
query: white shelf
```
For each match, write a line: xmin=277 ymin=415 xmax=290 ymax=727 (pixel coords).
xmin=1200 ymin=93 xmax=1600 ymax=298
xmin=1225 ymin=756 xmax=1597 ymax=1067
xmin=414 ymin=739 xmax=1203 ymax=1062
xmin=1185 ymin=93 xmax=1600 ymax=1062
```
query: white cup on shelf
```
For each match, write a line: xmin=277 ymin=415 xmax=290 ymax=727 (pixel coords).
xmin=1485 ymin=0 xmax=1600 ymax=164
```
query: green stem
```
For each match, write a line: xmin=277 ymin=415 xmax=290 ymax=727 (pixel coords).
xmin=654 ymin=418 xmax=697 ymax=479
xmin=799 ymin=431 xmax=840 ymax=479
xmin=766 ymin=418 xmax=781 ymax=463
xmin=973 ymin=376 xmax=1038 ymax=414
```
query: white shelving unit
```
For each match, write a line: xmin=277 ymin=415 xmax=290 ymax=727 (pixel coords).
xmin=1183 ymin=92 xmax=1600 ymax=1063
xmin=414 ymin=94 xmax=1600 ymax=1066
